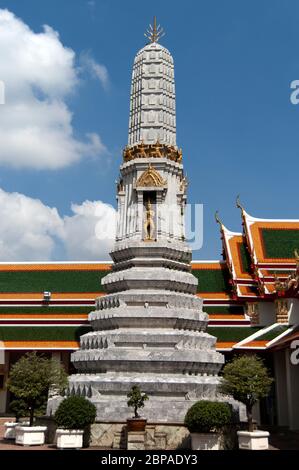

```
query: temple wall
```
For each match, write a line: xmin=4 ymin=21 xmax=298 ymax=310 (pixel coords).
xmin=274 ymin=350 xmax=289 ymax=426
xmin=288 ymin=299 xmax=299 ymax=324
xmin=258 ymin=302 xmax=275 ymax=326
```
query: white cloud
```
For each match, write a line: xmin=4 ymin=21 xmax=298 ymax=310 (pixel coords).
xmin=62 ymin=200 xmax=116 ymax=260
xmin=0 ymin=188 xmax=63 ymax=261
xmin=0 ymin=9 xmax=107 ymax=169
xmin=0 ymin=187 xmax=116 ymax=261
xmin=80 ymin=51 xmax=109 ymax=89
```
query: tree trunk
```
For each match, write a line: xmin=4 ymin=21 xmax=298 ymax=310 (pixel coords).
xmin=246 ymin=404 xmax=254 ymax=432
xmin=29 ymin=406 xmax=34 ymax=427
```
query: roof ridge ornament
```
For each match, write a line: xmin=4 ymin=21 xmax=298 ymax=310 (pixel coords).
xmin=144 ymin=16 xmax=165 ymax=44
xmin=236 ymin=194 xmax=245 ymax=213
xmin=214 ymin=210 xmax=223 ymax=228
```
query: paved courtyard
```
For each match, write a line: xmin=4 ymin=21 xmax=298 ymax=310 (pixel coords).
xmin=0 ymin=419 xmax=298 ymax=450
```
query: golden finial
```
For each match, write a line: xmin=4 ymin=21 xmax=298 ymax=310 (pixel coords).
xmin=144 ymin=16 xmax=165 ymax=43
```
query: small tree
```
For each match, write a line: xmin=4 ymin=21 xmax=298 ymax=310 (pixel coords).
xmin=127 ymin=385 xmax=149 ymax=418
xmin=220 ymin=355 xmax=273 ymax=432
xmin=7 ymin=352 xmax=68 ymax=426
xmin=184 ymin=401 xmax=232 ymax=433
xmin=54 ymin=396 xmax=96 ymax=430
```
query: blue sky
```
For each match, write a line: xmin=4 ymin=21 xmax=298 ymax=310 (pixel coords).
xmin=0 ymin=0 xmax=299 ymax=261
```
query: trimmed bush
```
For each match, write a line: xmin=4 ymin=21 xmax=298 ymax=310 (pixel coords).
xmin=184 ymin=400 xmax=232 ymax=433
xmin=54 ymin=396 xmax=96 ymax=430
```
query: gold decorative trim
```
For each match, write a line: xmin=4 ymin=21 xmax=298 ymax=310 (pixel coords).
xmin=275 ymin=299 xmax=289 ymax=323
xmin=123 ymin=141 xmax=182 ymax=163
xmin=245 ymin=302 xmax=259 ymax=325
xmin=136 ymin=164 xmax=166 ymax=188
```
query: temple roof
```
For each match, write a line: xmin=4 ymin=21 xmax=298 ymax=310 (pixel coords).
xmin=242 ymin=209 xmax=299 ymax=266
xmin=1 ymin=206 xmax=299 ymax=352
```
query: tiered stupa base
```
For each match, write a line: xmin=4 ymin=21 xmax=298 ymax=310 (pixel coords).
xmin=48 ymin=240 xmax=226 ymax=423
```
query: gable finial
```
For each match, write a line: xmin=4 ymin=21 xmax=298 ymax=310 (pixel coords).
xmin=144 ymin=16 xmax=165 ymax=43
xmin=214 ymin=210 xmax=223 ymax=227
xmin=236 ymin=194 xmax=244 ymax=212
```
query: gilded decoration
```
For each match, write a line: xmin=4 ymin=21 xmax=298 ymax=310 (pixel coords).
xmin=273 ymin=250 xmax=299 ymax=295
xmin=275 ymin=299 xmax=289 ymax=323
xmin=245 ymin=302 xmax=259 ymax=325
xmin=123 ymin=141 xmax=183 ymax=163
xmin=144 ymin=199 xmax=155 ymax=240
xmin=136 ymin=164 xmax=166 ymax=188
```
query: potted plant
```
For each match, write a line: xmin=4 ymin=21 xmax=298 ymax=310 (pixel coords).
xmin=6 ymin=352 xmax=67 ymax=446
xmin=54 ymin=396 xmax=97 ymax=449
xmin=220 ymin=355 xmax=273 ymax=450
xmin=127 ymin=385 xmax=149 ymax=432
xmin=184 ymin=400 xmax=232 ymax=450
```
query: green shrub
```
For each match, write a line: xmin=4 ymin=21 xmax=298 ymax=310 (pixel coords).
xmin=184 ymin=400 xmax=232 ymax=433
xmin=54 ymin=396 xmax=96 ymax=430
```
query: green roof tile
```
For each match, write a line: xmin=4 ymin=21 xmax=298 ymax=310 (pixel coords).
xmin=203 ymin=306 xmax=244 ymax=315
xmin=0 ymin=270 xmax=107 ymax=293
xmin=207 ymin=326 xmax=261 ymax=342
xmin=193 ymin=268 xmax=231 ymax=293
xmin=262 ymin=228 xmax=299 ymax=259
xmin=257 ymin=325 xmax=289 ymax=341
xmin=0 ymin=325 xmax=91 ymax=341
xmin=0 ymin=306 xmax=91 ymax=314
xmin=239 ymin=242 xmax=251 ymax=273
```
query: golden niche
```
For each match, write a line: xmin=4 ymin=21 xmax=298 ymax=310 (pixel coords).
xmin=136 ymin=164 xmax=166 ymax=188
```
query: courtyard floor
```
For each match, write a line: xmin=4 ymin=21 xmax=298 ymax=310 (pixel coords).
xmin=0 ymin=420 xmax=298 ymax=450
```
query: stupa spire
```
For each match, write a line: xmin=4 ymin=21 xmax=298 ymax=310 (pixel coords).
xmin=129 ymin=20 xmax=176 ymax=147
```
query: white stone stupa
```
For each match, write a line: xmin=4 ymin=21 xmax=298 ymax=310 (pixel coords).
xmin=66 ymin=18 xmax=225 ymax=423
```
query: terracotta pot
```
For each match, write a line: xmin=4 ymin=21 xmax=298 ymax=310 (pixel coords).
xmin=127 ymin=418 xmax=147 ymax=432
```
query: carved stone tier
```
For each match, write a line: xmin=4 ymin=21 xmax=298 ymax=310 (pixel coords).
xmin=66 ymin=372 xmax=223 ymax=423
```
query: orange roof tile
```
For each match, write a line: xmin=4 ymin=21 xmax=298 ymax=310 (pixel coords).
xmin=191 ymin=262 xmax=225 ymax=270
xmin=244 ymin=215 xmax=299 ymax=264
xmin=0 ymin=314 xmax=88 ymax=320
xmin=228 ymin=236 xmax=253 ymax=280
xmin=198 ymin=293 xmax=232 ymax=300
xmin=215 ymin=341 xmax=235 ymax=349
xmin=209 ymin=314 xmax=245 ymax=320
xmin=0 ymin=263 xmax=112 ymax=271
xmin=238 ymin=285 xmax=259 ymax=297
xmin=2 ymin=341 xmax=79 ymax=349
xmin=239 ymin=340 xmax=268 ymax=348
xmin=0 ymin=292 xmax=101 ymax=300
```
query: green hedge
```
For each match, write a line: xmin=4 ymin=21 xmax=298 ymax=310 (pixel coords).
xmin=0 ymin=270 xmax=107 ymax=293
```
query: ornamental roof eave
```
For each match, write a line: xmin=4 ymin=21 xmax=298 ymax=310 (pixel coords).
xmin=242 ymin=210 xmax=299 ymax=265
